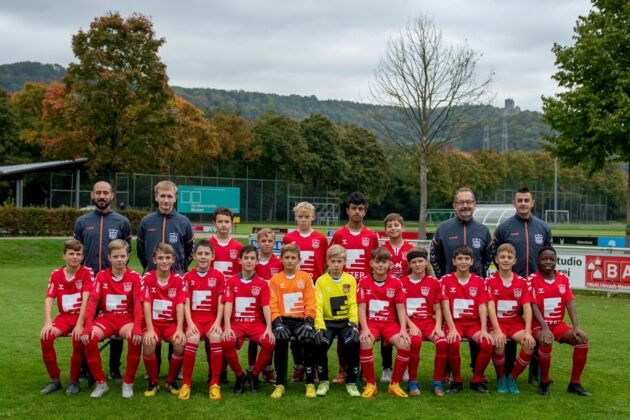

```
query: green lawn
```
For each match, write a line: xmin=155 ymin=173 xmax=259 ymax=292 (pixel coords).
xmin=1 ymin=239 xmax=629 ymax=418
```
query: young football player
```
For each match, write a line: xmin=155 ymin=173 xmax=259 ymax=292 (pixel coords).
xmin=141 ymin=243 xmax=187 ymax=397
xmin=222 ymin=245 xmax=275 ymax=394
xmin=210 ymin=207 xmax=243 ymax=278
xmin=269 ymin=244 xmax=317 ymax=398
xmin=357 ymin=247 xmax=410 ymax=398
xmin=314 ymin=245 xmax=361 ymax=397
xmin=440 ymin=245 xmax=494 ymax=394
xmin=178 ymin=240 xmax=225 ymax=400
xmin=530 ymin=247 xmax=590 ymax=397
xmin=400 ymin=247 xmax=447 ymax=397
xmin=40 ymin=240 xmax=93 ymax=396
xmin=81 ymin=239 xmax=143 ymax=398
xmin=486 ymin=243 xmax=536 ymax=394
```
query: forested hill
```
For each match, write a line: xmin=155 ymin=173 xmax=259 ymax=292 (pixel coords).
xmin=1 ymin=61 xmax=549 ymax=151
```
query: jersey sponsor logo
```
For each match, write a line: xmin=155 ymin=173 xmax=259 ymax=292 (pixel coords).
xmin=168 ymin=288 xmax=177 ymax=298
xmin=153 ymin=299 xmax=173 ymax=320
xmin=252 ymin=286 xmax=261 ymax=296
xmin=61 ymin=293 xmax=81 ymax=312
xmin=421 ymin=286 xmax=430 ymax=297
xmin=343 ymin=283 xmax=350 ymax=293
xmin=105 ymin=294 xmax=127 ymax=312
xmin=470 ymin=287 xmax=477 ymax=297
xmin=168 ymin=232 xmax=179 ymax=244
xmin=208 ymin=278 xmax=217 ymax=288
xmin=235 ymin=297 xmax=257 ymax=319
xmin=497 ymin=299 xmax=518 ymax=318
xmin=558 ymin=284 xmax=566 ymax=294
xmin=361 ymin=237 xmax=370 ymax=247
xmin=535 ymin=234 xmax=544 ymax=245
xmin=472 ymin=238 xmax=481 ymax=249
xmin=368 ymin=299 xmax=389 ymax=320
xmin=514 ymin=288 xmax=522 ymax=298
xmin=345 ymin=249 xmax=365 ymax=271
xmin=108 ymin=228 xmax=119 ymax=240
xmin=214 ymin=261 xmax=232 ymax=276
xmin=543 ymin=297 xmax=562 ymax=320
xmin=230 ymin=249 xmax=238 ymax=259
xmin=453 ymin=298 xmax=475 ymax=318
xmin=192 ymin=290 xmax=212 ymax=311
xmin=386 ymin=288 xmax=395 ymax=298
xmin=282 ymin=292 xmax=303 ymax=315
xmin=312 ymin=239 xmax=321 ymax=249
xmin=406 ymin=297 xmax=426 ymax=317
xmin=299 ymin=251 xmax=315 ymax=271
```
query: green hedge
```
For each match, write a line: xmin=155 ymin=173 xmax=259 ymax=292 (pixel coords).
xmin=0 ymin=206 xmax=148 ymax=236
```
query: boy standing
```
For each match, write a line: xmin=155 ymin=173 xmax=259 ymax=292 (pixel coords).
xmin=40 ymin=240 xmax=94 ymax=396
xmin=383 ymin=213 xmax=414 ymax=279
xmin=357 ymin=247 xmax=411 ymax=398
xmin=440 ymin=245 xmax=494 ymax=394
xmin=210 ymin=207 xmax=243 ymax=278
xmin=178 ymin=240 xmax=225 ymax=400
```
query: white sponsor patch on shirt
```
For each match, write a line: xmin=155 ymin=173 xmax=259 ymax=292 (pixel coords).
xmin=497 ymin=300 xmax=518 ymax=318
xmin=406 ymin=297 xmax=425 ymax=316
xmin=192 ymin=290 xmax=212 ymax=311
xmin=235 ymin=297 xmax=257 ymax=319
xmin=61 ymin=293 xmax=81 ymax=312
xmin=282 ymin=292 xmax=302 ymax=314
xmin=453 ymin=298 xmax=475 ymax=319
xmin=368 ymin=299 xmax=389 ymax=320
xmin=105 ymin=294 xmax=126 ymax=312
xmin=152 ymin=299 xmax=173 ymax=320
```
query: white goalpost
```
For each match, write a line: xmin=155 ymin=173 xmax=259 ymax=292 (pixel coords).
xmin=544 ymin=209 xmax=570 ymax=224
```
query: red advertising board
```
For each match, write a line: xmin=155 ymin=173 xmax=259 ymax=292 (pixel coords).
xmin=585 ymin=255 xmax=630 ymax=290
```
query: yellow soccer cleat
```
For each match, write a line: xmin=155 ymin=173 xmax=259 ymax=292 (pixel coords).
xmin=143 ymin=382 xmax=160 ymax=397
xmin=388 ymin=382 xmax=409 ymax=398
xmin=271 ymin=384 xmax=285 ymax=399
xmin=164 ymin=381 xmax=180 ymax=396
xmin=361 ymin=383 xmax=378 ymax=398
xmin=178 ymin=384 xmax=191 ymax=400
xmin=209 ymin=384 xmax=221 ymax=400
xmin=305 ymin=384 xmax=317 ymax=398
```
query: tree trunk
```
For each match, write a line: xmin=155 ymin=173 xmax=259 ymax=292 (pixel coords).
xmin=626 ymin=161 xmax=630 ymax=247
xmin=418 ymin=152 xmax=428 ymax=240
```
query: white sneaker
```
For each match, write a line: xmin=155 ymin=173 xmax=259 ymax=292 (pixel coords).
xmin=90 ymin=382 xmax=109 ymax=398
xmin=402 ymin=369 xmax=409 ymax=383
xmin=380 ymin=368 xmax=392 ymax=383
xmin=122 ymin=382 xmax=134 ymax=398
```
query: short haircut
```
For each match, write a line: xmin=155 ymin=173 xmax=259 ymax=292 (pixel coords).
xmin=345 ymin=191 xmax=368 ymax=209
xmin=64 ymin=239 xmax=83 ymax=253
xmin=92 ymin=181 xmax=113 ymax=193
xmin=496 ymin=243 xmax=516 ymax=256
xmin=326 ymin=244 xmax=346 ymax=260
xmin=537 ymin=246 xmax=556 ymax=258
xmin=154 ymin=242 xmax=175 ymax=257
xmin=406 ymin=247 xmax=428 ymax=262
xmin=371 ymin=246 xmax=391 ymax=262
xmin=107 ymin=239 xmax=128 ymax=255
xmin=293 ymin=201 xmax=315 ymax=214
xmin=453 ymin=187 xmax=475 ymax=203
xmin=453 ymin=245 xmax=473 ymax=258
xmin=280 ymin=243 xmax=300 ymax=257
xmin=213 ymin=207 xmax=234 ymax=222
xmin=240 ymin=244 xmax=258 ymax=258
xmin=515 ymin=186 xmax=534 ymax=198
xmin=384 ymin=213 xmax=404 ymax=227
xmin=194 ymin=239 xmax=214 ymax=254
xmin=256 ymin=228 xmax=275 ymax=241
xmin=154 ymin=180 xmax=177 ymax=194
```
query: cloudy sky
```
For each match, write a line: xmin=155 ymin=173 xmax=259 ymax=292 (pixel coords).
xmin=0 ymin=0 xmax=591 ymax=111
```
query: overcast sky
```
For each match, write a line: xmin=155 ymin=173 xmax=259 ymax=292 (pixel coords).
xmin=0 ymin=0 xmax=591 ymax=111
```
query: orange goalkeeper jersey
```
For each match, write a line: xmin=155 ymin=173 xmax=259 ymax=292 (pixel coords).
xmin=269 ymin=270 xmax=316 ymax=320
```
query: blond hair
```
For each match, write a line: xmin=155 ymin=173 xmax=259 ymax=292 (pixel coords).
xmin=280 ymin=243 xmax=301 ymax=257
xmin=154 ymin=180 xmax=177 ymax=195
xmin=326 ymin=244 xmax=346 ymax=260
xmin=257 ymin=228 xmax=276 ymax=241
xmin=293 ymin=201 xmax=315 ymax=215
xmin=107 ymin=239 xmax=129 ymax=255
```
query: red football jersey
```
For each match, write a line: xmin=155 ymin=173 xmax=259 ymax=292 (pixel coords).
xmin=46 ymin=265 xmax=94 ymax=315
xmin=331 ymin=226 xmax=379 ymax=281
xmin=223 ymin=274 xmax=270 ymax=323
xmin=255 ymin=254 xmax=283 ymax=282
xmin=439 ymin=273 xmax=490 ymax=321
xmin=357 ymin=275 xmax=405 ymax=322
xmin=210 ymin=237 xmax=243 ymax=277
xmin=142 ymin=270 xmax=187 ymax=322
xmin=283 ymin=230 xmax=328 ymax=280
xmin=183 ymin=268 xmax=225 ymax=322
xmin=400 ymin=274 xmax=441 ymax=321
xmin=529 ymin=271 xmax=574 ymax=326
xmin=485 ymin=272 xmax=532 ymax=320
xmin=384 ymin=241 xmax=414 ymax=278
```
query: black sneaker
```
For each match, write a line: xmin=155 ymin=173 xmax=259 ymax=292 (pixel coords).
xmin=108 ymin=370 xmax=123 ymax=382
xmin=249 ymin=372 xmax=260 ymax=393
xmin=567 ymin=382 xmax=591 ymax=397
xmin=469 ymin=381 xmax=490 ymax=394
xmin=233 ymin=374 xmax=245 ymax=395
xmin=40 ymin=380 xmax=62 ymax=395
xmin=447 ymin=382 xmax=464 ymax=394
xmin=220 ymin=370 xmax=229 ymax=384
xmin=539 ymin=381 xmax=550 ymax=396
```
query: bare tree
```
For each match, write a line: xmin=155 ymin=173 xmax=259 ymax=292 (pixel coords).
xmin=371 ymin=14 xmax=492 ymax=238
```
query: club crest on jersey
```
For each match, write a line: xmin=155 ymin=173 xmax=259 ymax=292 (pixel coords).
xmin=421 ymin=286 xmax=430 ymax=297
xmin=168 ymin=288 xmax=176 ymax=298
xmin=472 ymin=238 xmax=481 ymax=249
xmin=76 ymin=280 xmax=82 ymax=290
xmin=168 ymin=232 xmax=178 ymax=244
xmin=470 ymin=287 xmax=478 ymax=297
xmin=297 ymin=280 xmax=305 ymax=289
xmin=271 ymin=268 xmax=279 ymax=275
xmin=252 ymin=286 xmax=261 ymax=296
xmin=343 ymin=284 xmax=350 ymax=293
xmin=230 ymin=249 xmax=238 ymax=259
xmin=312 ymin=239 xmax=320 ymax=249
xmin=386 ymin=288 xmax=395 ymax=298
xmin=362 ymin=237 xmax=370 ymax=247
xmin=124 ymin=282 xmax=132 ymax=293
xmin=208 ymin=278 xmax=216 ymax=288
xmin=559 ymin=284 xmax=566 ymax=294
xmin=535 ymin=234 xmax=544 ymax=245
xmin=514 ymin=288 xmax=522 ymax=298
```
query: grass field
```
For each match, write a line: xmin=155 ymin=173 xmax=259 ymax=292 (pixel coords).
xmin=1 ymin=239 xmax=629 ymax=419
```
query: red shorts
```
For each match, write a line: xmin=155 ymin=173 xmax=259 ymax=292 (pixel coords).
xmin=94 ymin=313 xmax=134 ymax=337
xmin=447 ymin=320 xmax=482 ymax=342
xmin=150 ymin=321 xmax=178 ymax=342
xmin=533 ymin=321 xmax=572 ymax=342
xmin=190 ymin=317 xmax=218 ymax=336
xmin=495 ymin=318 xmax=526 ymax=337
xmin=231 ymin=322 xmax=269 ymax=348
xmin=409 ymin=318 xmax=438 ymax=340
xmin=364 ymin=321 xmax=401 ymax=344
xmin=53 ymin=314 xmax=79 ymax=335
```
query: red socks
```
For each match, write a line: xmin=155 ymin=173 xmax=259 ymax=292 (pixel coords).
xmin=85 ymin=336 xmax=106 ymax=383
xmin=124 ymin=341 xmax=142 ymax=384
xmin=222 ymin=339 xmax=243 ymax=378
xmin=166 ymin=353 xmax=184 ymax=383
xmin=511 ymin=349 xmax=533 ymax=379
xmin=182 ymin=342 xmax=199 ymax=386
xmin=571 ymin=343 xmax=589 ymax=383
xmin=359 ymin=348 xmax=375 ymax=385
xmin=143 ymin=353 xmax=159 ymax=384
xmin=210 ymin=342 xmax=223 ymax=386
xmin=40 ymin=335 xmax=60 ymax=381
xmin=447 ymin=340 xmax=462 ymax=382
xmin=408 ymin=336 xmax=422 ymax=382
xmin=492 ymin=351 xmax=506 ymax=379
xmin=538 ymin=345 xmax=552 ymax=383
xmin=69 ymin=338 xmax=84 ymax=382
xmin=391 ymin=348 xmax=410 ymax=384
xmin=253 ymin=339 xmax=274 ymax=377
xmin=472 ymin=340 xmax=493 ymax=382
xmin=433 ymin=338 xmax=448 ymax=381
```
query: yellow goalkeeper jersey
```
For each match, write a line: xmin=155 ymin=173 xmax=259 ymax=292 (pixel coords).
xmin=314 ymin=272 xmax=358 ymax=330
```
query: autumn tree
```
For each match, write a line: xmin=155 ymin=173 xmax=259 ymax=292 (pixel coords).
xmin=371 ymin=14 xmax=491 ymax=238
xmin=0 ymin=89 xmax=19 ymax=164
xmin=542 ymin=0 xmax=630 ymax=245
xmin=208 ymin=110 xmax=260 ymax=177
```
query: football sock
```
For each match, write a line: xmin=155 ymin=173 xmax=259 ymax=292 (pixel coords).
xmin=511 ymin=349 xmax=533 ymax=379
xmin=166 ymin=353 xmax=184 ymax=383
xmin=182 ymin=342 xmax=198 ymax=386
xmin=571 ymin=343 xmax=589 ymax=383
xmin=69 ymin=338 xmax=84 ymax=382
xmin=538 ymin=345 xmax=552 ymax=383
xmin=124 ymin=341 xmax=142 ymax=384
xmin=253 ymin=339 xmax=274 ymax=377
xmin=143 ymin=353 xmax=159 ymax=384
xmin=472 ymin=340 xmax=493 ymax=382
xmin=408 ymin=335 xmax=422 ymax=382
xmin=447 ymin=340 xmax=462 ymax=382
xmin=209 ymin=342 xmax=223 ymax=386
xmin=85 ymin=336 xmax=106 ymax=383
xmin=433 ymin=337 xmax=448 ymax=381
xmin=392 ymin=348 xmax=410 ymax=384
xmin=41 ymin=334 xmax=60 ymax=381
xmin=359 ymin=348 xmax=376 ymax=385
xmin=222 ymin=339 xmax=243 ymax=377
xmin=493 ymin=351 xmax=506 ymax=379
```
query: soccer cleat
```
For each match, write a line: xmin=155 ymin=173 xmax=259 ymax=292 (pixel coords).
xmin=291 ymin=367 xmax=305 ymax=383
xmin=332 ymin=371 xmax=346 ymax=384
xmin=263 ymin=369 xmax=276 ymax=384
xmin=143 ymin=382 xmax=160 ymax=397
xmin=362 ymin=383 xmax=378 ymax=398
xmin=388 ymin=383 xmax=409 ymax=398
xmin=165 ymin=381 xmax=179 ymax=396
xmin=507 ymin=375 xmax=520 ymax=394
xmin=447 ymin=382 xmax=464 ymax=394
xmin=40 ymin=380 xmax=62 ymax=395
xmin=270 ymin=384 xmax=285 ymax=399
xmin=431 ymin=380 xmax=445 ymax=397
xmin=469 ymin=381 xmax=490 ymax=394
xmin=122 ymin=382 xmax=134 ymax=399
xmin=250 ymin=373 xmax=260 ymax=393
xmin=538 ymin=381 xmax=550 ymax=396
xmin=108 ymin=369 xmax=123 ymax=382
xmin=402 ymin=369 xmax=409 ymax=383
xmin=177 ymin=384 xmax=191 ymax=400
xmin=380 ymin=368 xmax=392 ymax=383
xmin=346 ymin=383 xmax=361 ymax=397
xmin=316 ymin=381 xmax=330 ymax=396
xmin=233 ymin=374 xmax=246 ymax=395
xmin=567 ymin=382 xmax=592 ymax=397
xmin=90 ymin=382 xmax=110 ymax=398
xmin=407 ymin=381 xmax=420 ymax=396
xmin=209 ymin=384 xmax=222 ymax=400
xmin=305 ymin=383 xmax=317 ymax=398
xmin=65 ymin=381 xmax=80 ymax=396
xmin=497 ymin=377 xmax=508 ymax=394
